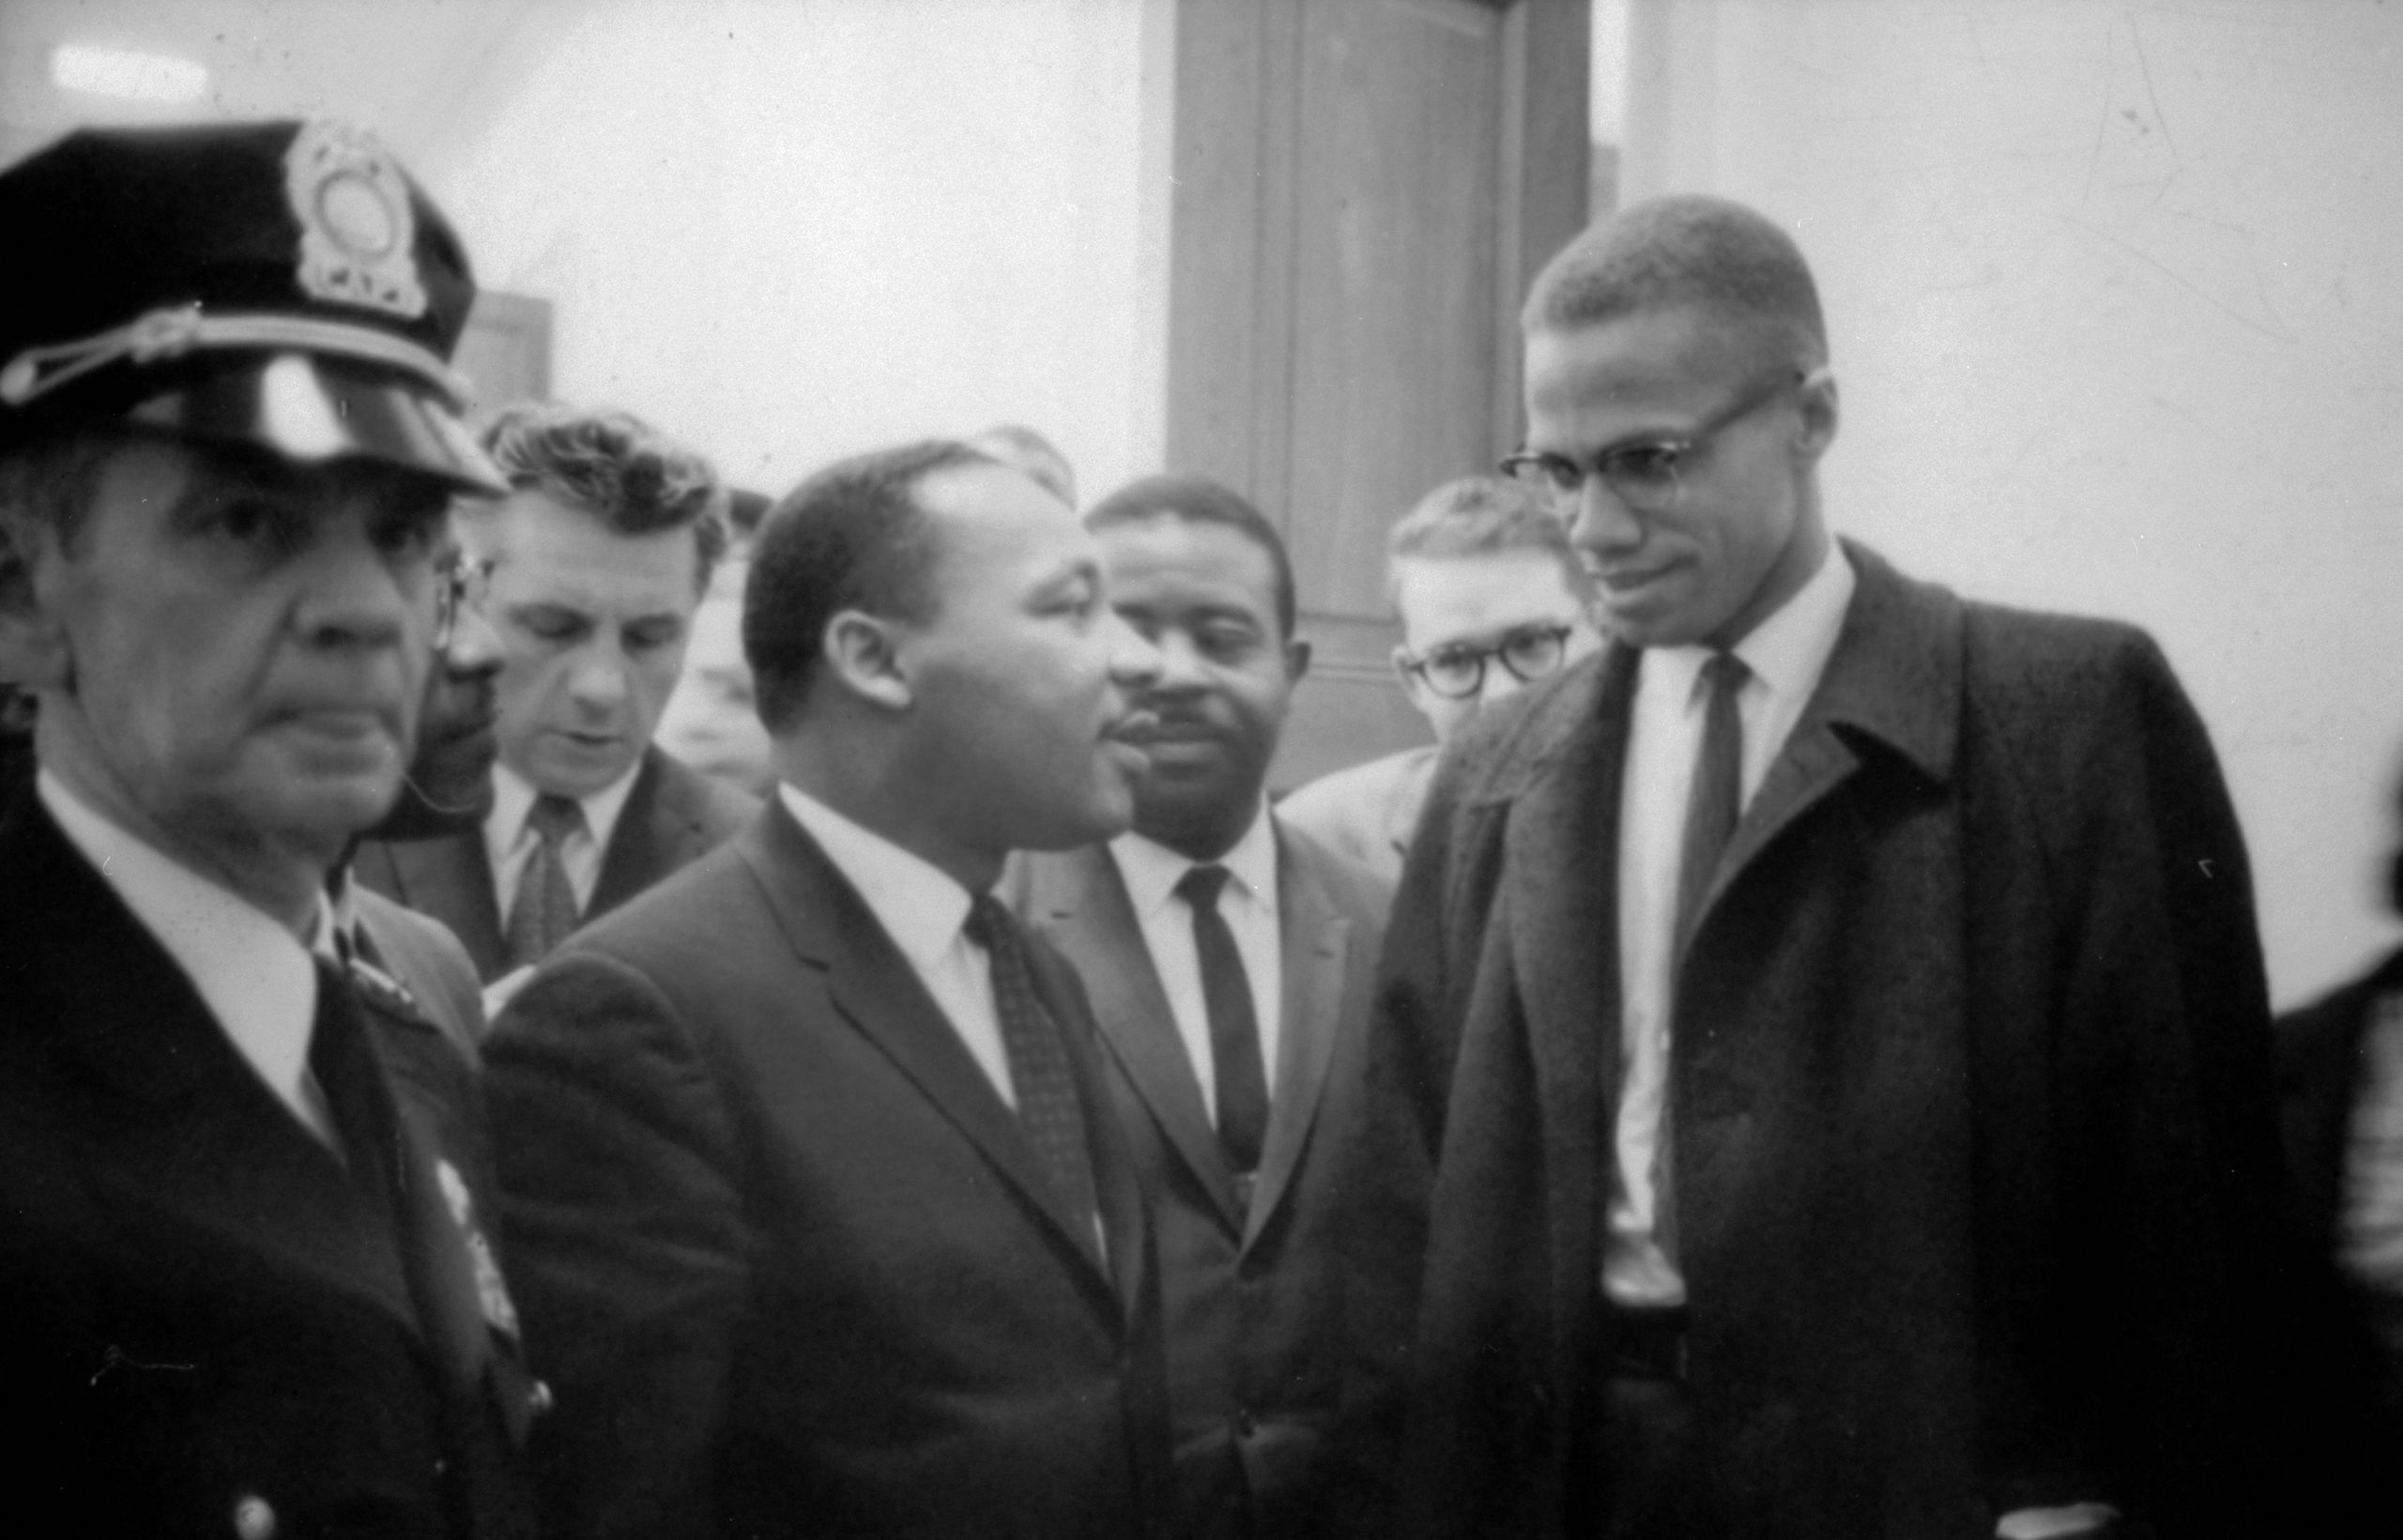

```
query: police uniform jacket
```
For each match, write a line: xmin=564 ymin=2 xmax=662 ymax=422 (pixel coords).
xmin=0 ymin=793 xmax=541 ymax=1540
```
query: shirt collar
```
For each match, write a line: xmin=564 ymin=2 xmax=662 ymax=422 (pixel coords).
xmin=489 ymin=755 xmax=646 ymax=856
xmin=1639 ymin=541 xmax=1857 ymax=708
xmin=1110 ymin=800 xmax=1278 ymax=922
xmin=776 ymin=782 xmax=973 ymax=971
xmin=37 ymin=769 xmax=321 ymax=1100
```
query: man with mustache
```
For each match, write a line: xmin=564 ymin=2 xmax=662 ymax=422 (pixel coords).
xmin=483 ymin=440 xmax=1176 ymax=1539
xmin=1005 ymin=475 xmax=1391 ymax=1539
xmin=355 ymin=402 xmax=756 ymax=985
xmin=1345 ymin=195 xmax=2301 ymax=1539
xmin=0 ymin=118 xmax=541 ymax=1537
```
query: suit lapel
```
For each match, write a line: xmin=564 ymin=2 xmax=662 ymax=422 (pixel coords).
xmin=589 ymin=748 xmax=670 ymax=919
xmin=740 ymin=807 xmax=1124 ymax=1304
xmin=1245 ymin=826 xmax=1349 ymax=1250
xmin=1030 ymin=847 xmax=1243 ymax=1235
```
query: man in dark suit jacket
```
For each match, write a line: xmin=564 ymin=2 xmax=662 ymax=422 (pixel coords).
xmin=484 ymin=438 xmax=1175 ymax=1539
xmin=356 ymin=402 xmax=757 ymax=984
xmin=1345 ymin=196 xmax=2300 ymax=1540
xmin=0 ymin=120 xmax=539 ymax=1538
xmin=1005 ymin=475 xmax=1391 ymax=1539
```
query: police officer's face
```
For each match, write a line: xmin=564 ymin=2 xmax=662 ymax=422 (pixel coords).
xmin=18 ymin=434 xmax=443 ymax=863
xmin=471 ymin=488 xmax=701 ymax=800
xmin=1523 ymin=305 xmax=1833 ymax=650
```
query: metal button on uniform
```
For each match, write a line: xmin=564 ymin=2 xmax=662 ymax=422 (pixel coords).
xmin=529 ymin=1379 xmax=555 ymax=1414
xmin=232 ymin=1494 xmax=276 ymax=1540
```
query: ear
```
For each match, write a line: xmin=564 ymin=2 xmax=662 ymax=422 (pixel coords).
xmin=1283 ymin=635 xmax=1312 ymax=685
xmin=821 ymin=608 xmax=912 ymax=711
xmin=1792 ymin=366 xmax=1840 ymax=464
xmin=1391 ymin=644 xmax=1434 ymax=715
xmin=0 ymin=513 xmax=72 ymax=691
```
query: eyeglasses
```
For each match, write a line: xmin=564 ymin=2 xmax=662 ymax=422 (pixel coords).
xmin=432 ymin=547 xmax=494 ymax=650
xmin=1498 ymin=369 xmax=1810 ymax=516
xmin=1400 ymin=622 xmax=1576 ymax=701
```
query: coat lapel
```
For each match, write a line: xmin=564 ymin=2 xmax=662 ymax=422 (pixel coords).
xmin=739 ymin=806 xmax=1124 ymax=1303
xmin=1244 ymin=824 xmax=1350 ymax=1250
xmin=1499 ymin=649 xmax=1638 ymax=1305
xmin=1685 ymin=543 xmax=1962 ymax=951
xmin=1027 ymin=846 xmax=1244 ymax=1235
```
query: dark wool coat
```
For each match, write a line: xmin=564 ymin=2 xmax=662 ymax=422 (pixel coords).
xmin=1344 ymin=543 xmax=2298 ymax=1540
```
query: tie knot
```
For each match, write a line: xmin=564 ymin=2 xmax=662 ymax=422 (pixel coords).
xmin=1702 ymin=651 xmax=1749 ymax=702
xmin=963 ymin=892 xmax=1016 ymax=954
xmin=1176 ymin=863 xmax=1232 ymax=913
xmin=527 ymin=793 xmax=584 ymax=844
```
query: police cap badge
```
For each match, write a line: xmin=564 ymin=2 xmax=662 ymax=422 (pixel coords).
xmin=0 ymin=118 xmax=504 ymax=495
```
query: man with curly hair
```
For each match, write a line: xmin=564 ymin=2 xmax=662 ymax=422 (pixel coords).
xmin=357 ymin=402 xmax=756 ymax=985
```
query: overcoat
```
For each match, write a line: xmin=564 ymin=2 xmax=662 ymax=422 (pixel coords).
xmin=1006 ymin=822 xmax=1389 ymax=1539
xmin=1344 ymin=543 xmax=2295 ymax=1539
xmin=0 ymin=794 xmax=541 ymax=1540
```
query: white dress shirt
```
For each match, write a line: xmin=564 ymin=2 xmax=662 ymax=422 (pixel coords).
xmin=484 ymin=758 xmax=645 ymax=919
xmin=1109 ymin=804 xmax=1284 ymax=1123
xmin=777 ymin=784 xmax=1018 ymax=1109
xmin=1605 ymin=545 xmax=1857 ymax=1306
xmin=38 ymin=770 xmax=341 ymax=1147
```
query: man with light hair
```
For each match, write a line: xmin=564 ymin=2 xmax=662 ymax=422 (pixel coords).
xmin=1278 ymin=475 xmax=1600 ymax=886
xmin=1346 ymin=194 xmax=2304 ymax=1539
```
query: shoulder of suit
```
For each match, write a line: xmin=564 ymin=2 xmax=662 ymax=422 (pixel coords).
xmin=1276 ymin=816 xmax=1395 ymax=923
xmin=649 ymin=746 xmax=763 ymax=840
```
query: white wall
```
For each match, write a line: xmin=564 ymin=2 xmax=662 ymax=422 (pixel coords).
xmin=1621 ymin=0 xmax=2403 ymax=1006
xmin=425 ymin=0 xmax=1163 ymax=502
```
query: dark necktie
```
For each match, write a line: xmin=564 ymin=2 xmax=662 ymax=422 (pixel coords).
xmin=1176 ymin=863 xmax=1270 ymax=1180
xmin=964 ymin=894 xmax=1103 ymax=1260
xmin=504 ymin=793 xmax=585 ymax=968
xmin=1674 ymin=651 xmax=1749 ymax=961
xmin=307 ymin=957 xmax=487 ymax=1388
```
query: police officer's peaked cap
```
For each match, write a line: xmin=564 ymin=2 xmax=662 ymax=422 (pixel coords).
xmin=0 ymin=118 xmax=505 ymax=494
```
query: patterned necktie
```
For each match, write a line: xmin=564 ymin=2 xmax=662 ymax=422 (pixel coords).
xmin=963 ymin=893 xmax=1103 ymax=1259
xmin=504 ymin=793 xmax=585 ymax=968
xmin=1176 ymin=863 xmax=1270 ymax=1179
xmin=1674 ymin=651 xmax=1749 ymax=960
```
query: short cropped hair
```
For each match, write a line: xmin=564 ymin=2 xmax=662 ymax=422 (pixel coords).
xmin=1523 ymin=194 xmax=1828 ymax=373
xmin=1385 ymin=475 xmax=1593 ymax=608
xmin=967 ymin=423 xmax=1077 ymax=507
xmin=744 ymin=438 xmax=995 ymax=732
xmin=480 ymin=402 xmax=727 ymax=590
xmin=1083 ymin=474 xmax=1296 ymax=640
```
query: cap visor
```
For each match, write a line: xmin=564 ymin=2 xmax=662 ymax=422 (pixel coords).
xmin=121 ymin=352 xmax=507 ymax=496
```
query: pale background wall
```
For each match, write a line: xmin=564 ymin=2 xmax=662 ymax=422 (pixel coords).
xmin=1619 ymin=0 xmax=2403 ymax=1005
